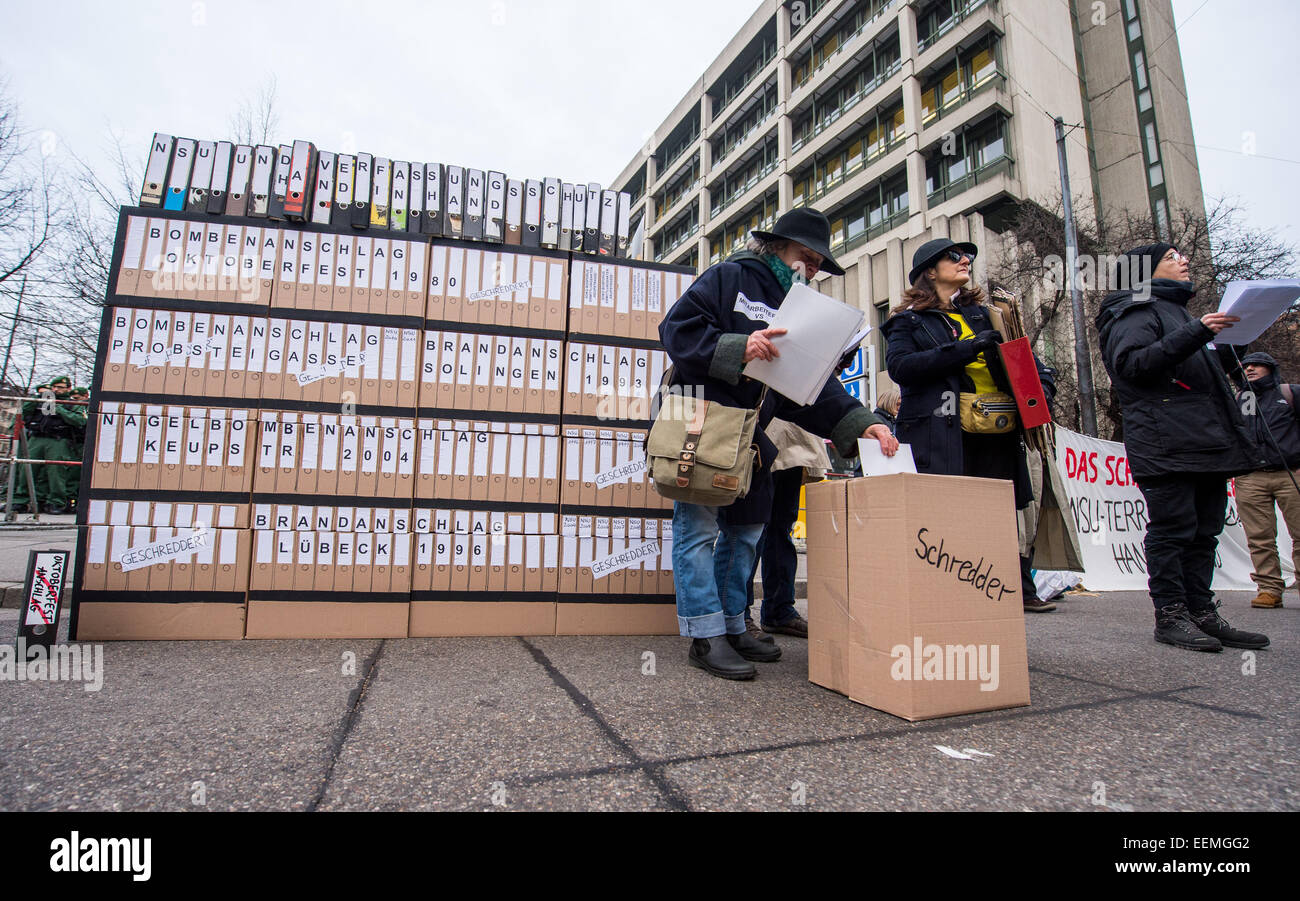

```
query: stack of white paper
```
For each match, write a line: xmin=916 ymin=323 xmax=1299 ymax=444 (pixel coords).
xmin=743 ymin=283 xmax=867 ymax=405
xmin=1216 ymin=279 xmax=1300 ymax=344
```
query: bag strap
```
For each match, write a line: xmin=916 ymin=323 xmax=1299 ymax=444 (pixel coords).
xmin=1282 ymin=383 xmax=1298 ymax=421
xmin=676 ymin=400 xmax=708 ymax=488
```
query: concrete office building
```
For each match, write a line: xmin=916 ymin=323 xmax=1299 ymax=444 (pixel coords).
xmin=612 ymin=0 xmax=1205 ymax=392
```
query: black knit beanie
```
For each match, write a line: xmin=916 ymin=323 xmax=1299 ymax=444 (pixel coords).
xmin=1114 ymin=242 xmax=1177 ymax=291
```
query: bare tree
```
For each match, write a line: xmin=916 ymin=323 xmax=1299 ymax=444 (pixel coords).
xmin=38 ymin=132 xmax=140 ymax=371
xmin=0 ymin=83 xmax=61 ymax=389
xmin=0 ymin=84 xmax=54 ymax=289
xmin=988 ymin=194 xmax=1298 ymax=437
xmin=230 ymin=75 xmax=281 ymax=146
xmin=15 ymin=74 xmax=285 ymax=387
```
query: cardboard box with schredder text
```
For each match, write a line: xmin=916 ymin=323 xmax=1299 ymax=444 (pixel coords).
xmin=805 ymin=473 xmax=1029 ymax=721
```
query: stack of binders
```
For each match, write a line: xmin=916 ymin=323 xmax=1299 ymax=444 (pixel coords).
xmin=70 ymin=129 xmax=683 ymax=642
xmin=140 ymin=134 xmax=637 ymax=255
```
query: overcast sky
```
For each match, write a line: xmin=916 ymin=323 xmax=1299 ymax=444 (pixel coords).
xmin=2 ymin=0 xmax=1295 ymax=246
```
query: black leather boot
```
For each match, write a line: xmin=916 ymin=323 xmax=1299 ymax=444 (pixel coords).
xmin=688 ymin=637 xmax=756 ymax=680
xmin=1189 ymin=602 xmax=1269 ymax=650
xmin=726 ymin=630 xmax=782 ymax=662
xmin=1154 ymin=603 xmax=1222 ymax=652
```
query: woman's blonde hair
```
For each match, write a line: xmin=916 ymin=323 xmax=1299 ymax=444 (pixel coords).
xmin=875 ymin=388 xmax=900 ymax=415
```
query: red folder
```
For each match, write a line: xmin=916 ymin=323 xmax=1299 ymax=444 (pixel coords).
xmin=998 ymin=337 xmax=1052 ymax=429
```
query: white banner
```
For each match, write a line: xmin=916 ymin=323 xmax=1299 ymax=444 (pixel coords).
xmin=1052 ymin=427 xmax=1294 ymax=592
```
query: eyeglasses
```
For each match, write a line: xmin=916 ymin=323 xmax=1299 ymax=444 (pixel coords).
xmin=943 ymin=250 xmax=972 ymax=264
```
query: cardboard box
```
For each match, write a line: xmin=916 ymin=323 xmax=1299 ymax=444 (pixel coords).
xmin=408 ymin=601 xmax=556 ymax=637
xmin=244 ymin=530 xmax=412 ymax=638
xmin=75 ymin=602 xmax=246 ymax=641
xmin=74 ymin=525 xmax=250 ymax=640
xmin=554 ymin=603 xmax=676 ymax=635
xmin=245 ymin=601 xmax=409 ymax=639
xmin=805 ymin=474 xmax=1030 ymax=721
xmin=416 ymin=328 xmax=561 ymax=416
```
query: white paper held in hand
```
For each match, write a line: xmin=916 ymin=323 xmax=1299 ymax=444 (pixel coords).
xmin=858 ymin=439 xmax=916 ymax=476
xmin=1215 ymin=279 xmax=1300 ymax=345
xmin=742 ymin=283 xmax=867 ymax=406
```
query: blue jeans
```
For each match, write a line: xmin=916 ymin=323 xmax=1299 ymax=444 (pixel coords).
xmin=672 ymin=501 xmax=765 ymax=638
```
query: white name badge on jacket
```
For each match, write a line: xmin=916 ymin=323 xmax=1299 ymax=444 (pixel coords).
xmin=734 ymin=292 xmax=777 ymax=324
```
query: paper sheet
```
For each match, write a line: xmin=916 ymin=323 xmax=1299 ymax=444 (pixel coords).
xmin=857 ymin=440 xmax=916 ymax=476
xmin=743 ymin=283 xmax=865 ymax=406
xmin=1216 ymin=279 xmax=1300 ymax=344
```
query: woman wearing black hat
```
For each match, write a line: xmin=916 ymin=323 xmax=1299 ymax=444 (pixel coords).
xmin=656 ymin=207 xmax=898 ymax=680
xmin=881 ymin=238 xmax=1059 ymax=612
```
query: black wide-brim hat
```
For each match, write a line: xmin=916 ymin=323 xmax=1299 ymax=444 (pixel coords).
xmin=908 ymin=238 xmax=978 ymax=286
xmin=751 ymin=208 xmax=845 ymax=276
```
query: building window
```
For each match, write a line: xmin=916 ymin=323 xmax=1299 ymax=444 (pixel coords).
xmin=833 ymin=168 xmax=908 ymax=250
xmin=795 ymin=100 xmax=905 ymax=206
xmin=655 ymin=209 xmax=700 ymax=262
xmin=788 ymin=0 xmax=829 ymax=37
xmin=712 ymin=193 xmax=779 ymax=261
xmin=715 ymin=32 xmax=778 ymax=115
xmin=1124 ymin=0 xmax=1142 ymax=40
xmin=1154 ymin=198 xmax=1169 ymax=240
xmin=1133 ymin=51 xmax=1148 ymax=90
xmin=917 ymin=0 xmax=990 ymax=52
xmin=925 ymin=114 xmax=1011 ymax=203
xmin=1137 ymin=89 xmax=1152 ymax=112
xmin=657 ymin=113 xmax=701 ymax=172
xmin=919 ymin=35 xmax=1002 ymax=126
xmin=710 ymin=139 xmax=780 ymax=217
xmin=792 ymin=32 xmax=902 ymax=152
xmin=1144 ymin=123 xmax=1159 ymax=162
xmin=713 ymin=84 xmax=779 ymax=166
xmin=1148 ymin=163 xmax=1164 ymax=188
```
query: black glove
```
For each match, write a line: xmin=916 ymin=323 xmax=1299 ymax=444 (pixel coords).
xmin=836 ymin=348 xmax=858 ymax=373
xmin=971 ymin=329 xmax=1003 ymax=354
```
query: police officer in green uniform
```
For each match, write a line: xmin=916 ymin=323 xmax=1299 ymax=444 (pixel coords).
xmin=16 ymin=376 xmax=85 ymax=514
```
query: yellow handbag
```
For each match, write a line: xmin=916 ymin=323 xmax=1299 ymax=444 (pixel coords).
xmin=958 ymin=392 xmax=1019 ymax=434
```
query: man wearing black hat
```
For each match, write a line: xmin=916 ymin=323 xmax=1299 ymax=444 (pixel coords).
xmin=656 ymin=207 xmax=898 ymax=680
xmin=1096 ymin=243 xmax=1271 ymax=651
xmin=1234 ymin=352 xmax=1300 ymax=609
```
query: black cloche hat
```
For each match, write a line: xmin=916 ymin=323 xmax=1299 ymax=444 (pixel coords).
xmin=909 ymin=238 xmax=979 ymax=286
xmin=751 ymin=208 xmax=846 ymax=276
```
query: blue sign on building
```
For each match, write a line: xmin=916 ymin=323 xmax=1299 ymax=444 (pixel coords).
xmin=843 ymin=378 xmax=865 ymax=401
xmin=839 ymin=348 xmax=866 ymax=381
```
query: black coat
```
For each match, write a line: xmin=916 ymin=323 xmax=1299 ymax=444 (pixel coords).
xmin=1096 ymin=279 xmax=1266 ymax=479
xmin=657 ymin=252 xmax=877 ymax=523
xmin=1237 ymin=371 xmax=1300 ymax=471
xmin=881 ymin=299 xmax=1056 ymax=509
xmin=871 ymin=407 xmax=898 ymax=435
